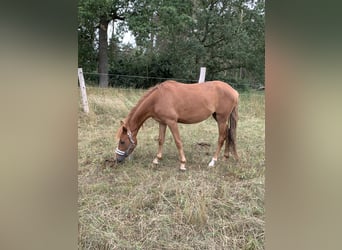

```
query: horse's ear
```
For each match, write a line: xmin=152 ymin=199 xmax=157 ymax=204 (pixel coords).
xmin=116 ymin=120 xmax=127 ymax=139
xmin=120 ymin=120 xmax=128 ymax=134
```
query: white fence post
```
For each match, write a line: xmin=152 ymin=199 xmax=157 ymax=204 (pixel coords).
xmin=198 ymin=67 xmax=206 ymax=83
xmin=78 ymin=68 xmax=89 ymax=113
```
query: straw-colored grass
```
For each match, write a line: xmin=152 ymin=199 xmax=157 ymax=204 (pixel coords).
xmin=79 ymin=87 xmax=265 ymax=249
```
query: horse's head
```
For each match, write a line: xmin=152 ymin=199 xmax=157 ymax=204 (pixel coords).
xmin=115 ymin=121 xmax=137 ymax=163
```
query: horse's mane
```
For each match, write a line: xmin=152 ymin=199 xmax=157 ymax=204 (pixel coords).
xmin=125 ymin=83 xmax=164 ymax=124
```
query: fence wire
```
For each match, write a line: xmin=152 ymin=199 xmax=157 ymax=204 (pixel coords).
xmin=81 ymin=71 xmax=262 ymax=90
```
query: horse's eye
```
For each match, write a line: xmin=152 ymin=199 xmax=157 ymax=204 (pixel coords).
xmin=120 ymin=140 xmax=125 ymax=145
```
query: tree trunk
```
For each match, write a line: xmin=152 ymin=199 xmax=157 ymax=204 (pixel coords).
xmin=98 ymin=17 xmax=109 ymax=88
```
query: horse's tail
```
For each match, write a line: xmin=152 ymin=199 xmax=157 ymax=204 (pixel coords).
xmin=226 ymin=104 xmax=239 ymax=160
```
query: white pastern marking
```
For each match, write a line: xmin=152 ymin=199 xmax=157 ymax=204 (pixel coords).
xmin=180 ymin=163 xmax=186 ymax=171
xmin=152 ymin=158 xmax=159 ymax=164
xmin=208 ymin=158 xmax=216 ymax=167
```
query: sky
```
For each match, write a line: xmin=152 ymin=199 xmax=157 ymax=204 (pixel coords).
xmin=107 ymin=20 xmax=136 ymax=47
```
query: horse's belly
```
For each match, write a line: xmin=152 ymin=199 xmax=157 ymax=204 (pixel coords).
xmin=154 ymin=96 xmax=215 ymax=124
xmin=177 ymin=111 xmax=212 ymax=124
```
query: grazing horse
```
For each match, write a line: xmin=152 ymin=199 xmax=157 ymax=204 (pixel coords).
xmin=115 ymin=80 xmax=239 ymax=170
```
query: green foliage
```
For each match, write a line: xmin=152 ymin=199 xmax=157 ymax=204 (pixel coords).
xmin=108 ymin=49 xmax=177 ymax=88
xmin=78 ymin=0 xmax=265 ymax=88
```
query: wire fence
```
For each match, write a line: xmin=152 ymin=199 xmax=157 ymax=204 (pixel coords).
xmin=83 ymin=72 xmax=197 ymax=82
xmin=78 ymin=70 xmax=264 ymax=114
xmin=81 ymin=71 xmax=263 ymax=91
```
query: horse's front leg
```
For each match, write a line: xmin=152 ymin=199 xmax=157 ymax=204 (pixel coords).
xmin=167 ymin=121 xmax=186 ymax=171
xmin=153 ymin=123 xmax=167 ymax=165
xmin=209 ymin=121 xmax=227 ymax=167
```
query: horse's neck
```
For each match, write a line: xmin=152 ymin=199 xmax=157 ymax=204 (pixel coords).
xmin=127 ymin=98 xmax=153 ymax=134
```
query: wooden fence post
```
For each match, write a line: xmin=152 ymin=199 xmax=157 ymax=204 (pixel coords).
xmin=198 ymin=67 xmax=206 ymax=83
xmin=78 ymin=68 xmax=89 ymax=113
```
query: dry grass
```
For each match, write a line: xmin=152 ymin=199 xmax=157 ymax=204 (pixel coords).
xmin=78 ymin=87 xmax=265 ymax=249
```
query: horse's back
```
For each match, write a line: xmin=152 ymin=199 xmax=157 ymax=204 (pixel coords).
xmin=160 ymin=80 xmax=238 ymax=103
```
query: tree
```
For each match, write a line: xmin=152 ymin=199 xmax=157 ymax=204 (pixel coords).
xmin=78 ymin=0 xmax=128 ymax=87
xmin=78 ymin=0 xmax=265 ymax=89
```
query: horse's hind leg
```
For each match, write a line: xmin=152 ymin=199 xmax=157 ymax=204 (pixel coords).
xmin=153 ymin=123 xmax=167 ymax=165
xmin=167 ymin=121 xmax=187 ymax=171
xmin=209 ymin=118 xmax=227 ymax=167
xmin=224 ymin=125 xmax=230 ymax=158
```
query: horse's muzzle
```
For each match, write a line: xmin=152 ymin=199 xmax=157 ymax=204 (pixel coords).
xmin=116 ymin=156 xmax=125 ymax=163
xmin=115 ymin=148 xmax=126 ymax=163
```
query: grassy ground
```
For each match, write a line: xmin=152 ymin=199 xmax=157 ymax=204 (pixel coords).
xmin=78 ymin=86 xmax=265 ymax=249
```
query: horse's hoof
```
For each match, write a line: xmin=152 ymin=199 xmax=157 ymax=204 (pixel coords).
xmin=179 ymin=163 xmax=186 ymax=171
xmin=152 ymin=158 xmax=159 ymax=165
xmin=208 ymin=158 xmax=216 ymax=167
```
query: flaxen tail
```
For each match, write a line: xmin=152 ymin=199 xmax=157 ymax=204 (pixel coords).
xmin=227 ymin=105 xmax=239 ymax=160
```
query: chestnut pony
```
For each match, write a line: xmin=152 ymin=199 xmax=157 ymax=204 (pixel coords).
xmin=115 ymin=80 xmax=239 ymax=170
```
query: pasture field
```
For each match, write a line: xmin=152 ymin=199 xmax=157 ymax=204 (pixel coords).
xmin=78 ymin=86 xmax=265 ymax=249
